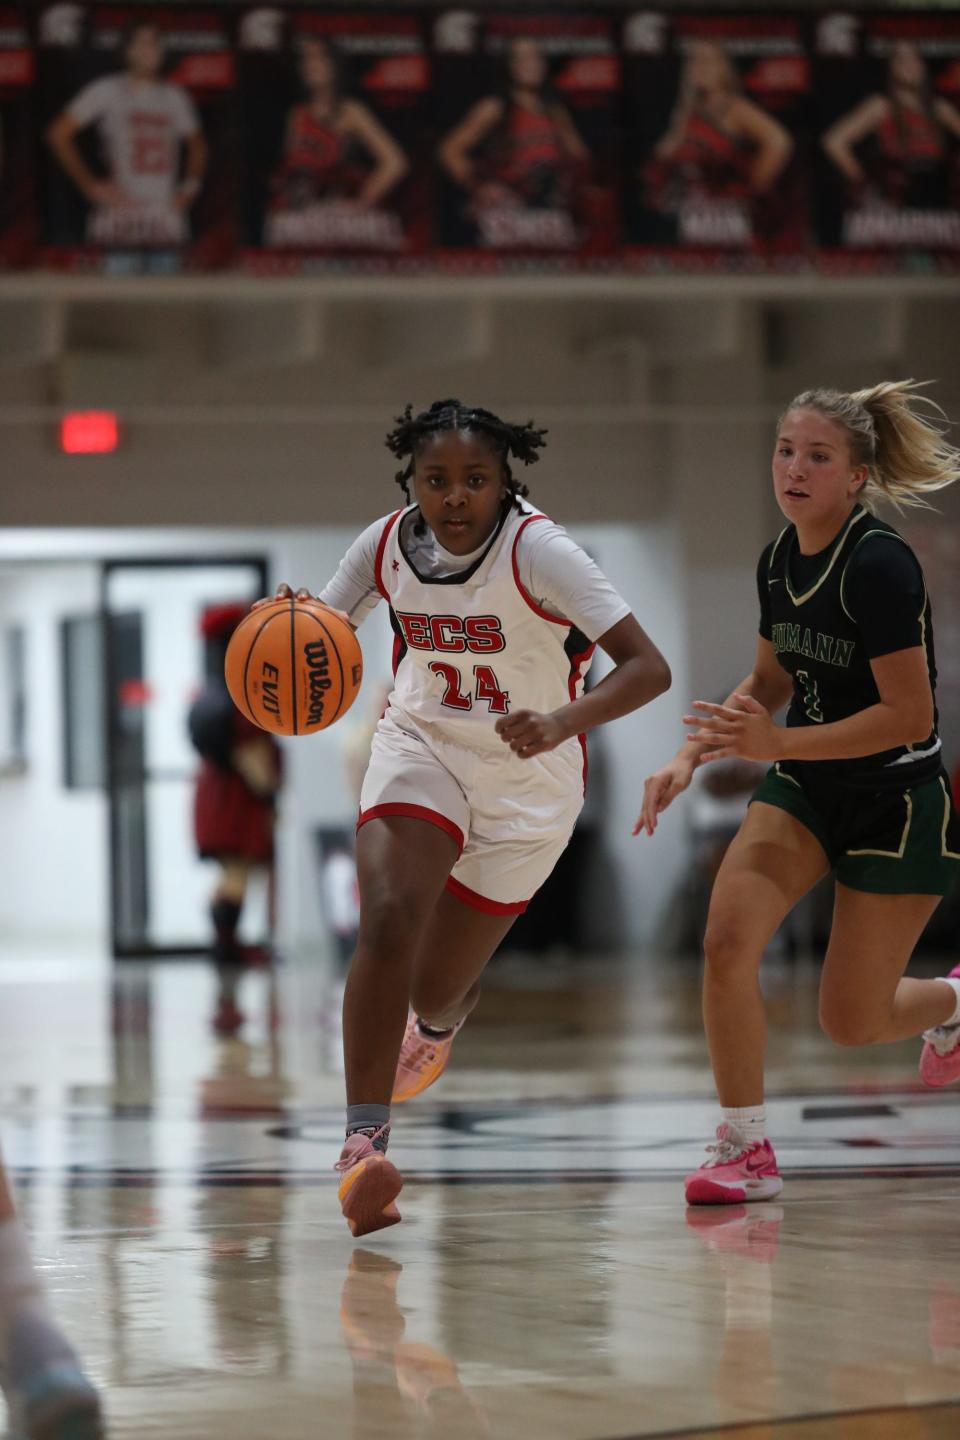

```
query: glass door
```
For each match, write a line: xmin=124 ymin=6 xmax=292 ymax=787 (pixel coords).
xmin=103 ymin=558 xmax=268 ymax=957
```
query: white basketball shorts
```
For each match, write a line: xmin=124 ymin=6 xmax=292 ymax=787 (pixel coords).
xmin=357 ymin=708 xmax=584 ymax=914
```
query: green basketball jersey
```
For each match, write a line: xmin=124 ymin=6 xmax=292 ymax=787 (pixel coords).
xmin=759 ymin=504 xmax=941 ymax=790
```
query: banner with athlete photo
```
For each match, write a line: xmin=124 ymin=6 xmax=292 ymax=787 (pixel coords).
xmin=36 ymin=3 xmax=235 ymax=272
xmin=622 ymin=11 xmax=810 ymax=269
xmin=431 ymin=9 xmax=620 ymax=268
xmin=813 ymin=11 xmax=960 ymax=267
xmin=0 ymin=5 xmax=35 ymax=267
xmin=237 ymin=6 xmax=429 ymax=272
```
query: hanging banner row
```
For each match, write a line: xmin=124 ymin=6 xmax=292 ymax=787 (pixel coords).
xmin=4 ymin=5 xmax=960 ymax=273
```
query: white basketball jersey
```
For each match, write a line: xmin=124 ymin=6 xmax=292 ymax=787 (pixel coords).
xmin=69 ymin=75 xmax=198 ymax=206
xmin=375 ymin=503 xmax=595 ymax=782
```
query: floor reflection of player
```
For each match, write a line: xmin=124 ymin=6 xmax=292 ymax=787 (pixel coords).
xmin=645 ymin=41 xmax=792 ymax=235
xmin=196 ymin=1063 xmax=290 ymax=1382
xmin=46 ymin=21 xmax=207 ymax=245
xmin=189 ymin=604 xmax=282 ymax=1038
xmin=341 ymin=1250 xmax=490 ymax=1440
xmin=438 ymin=37 xmax=588 ymax=217
xmin=822 ymin=42 xmax=960 ymax=210
xmin=270 ymin=37 xmax=408 ymax=213
xmin=686 ymin=1204 xmax=782 ymax=1418
xmin=0 ymin=1144 xmax=102 ymax=1438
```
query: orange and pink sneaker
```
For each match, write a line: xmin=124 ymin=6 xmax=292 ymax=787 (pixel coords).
xmin=685 ymin=1122 xmax=783 ymax=1207
xmin=336 ymin=1128 xmax=403 ymax=1238
xmin=392 ymin=1013 xmax=466 ymax=1103
xmin=920 ymin=965 xmax=960 ymax=1088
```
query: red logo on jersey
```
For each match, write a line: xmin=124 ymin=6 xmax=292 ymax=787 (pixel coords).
xmin=395 ymin=612 xmax=506 ymax=655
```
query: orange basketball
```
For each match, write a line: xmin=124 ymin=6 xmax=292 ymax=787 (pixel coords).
xmin=224 ymin=597 xmax=363 ymax=737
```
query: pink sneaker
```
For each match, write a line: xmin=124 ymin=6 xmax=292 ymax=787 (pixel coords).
xmin=336 ymin=1129 xmax=403 ymax=1238
xmin=392 ymin=1013 xmax=466 ymax=1103
xmin=685 ymin=1123 xmax=783 ymax=1206
xmin=920 ymin=964 xmax=960 ymax=1088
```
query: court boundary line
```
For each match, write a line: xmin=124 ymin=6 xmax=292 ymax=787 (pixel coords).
xmin=2 ymin=1082 xmax=951 ymax=1124
xmin=597 ymin=1397 xmax=960 ymax=1440
xmin=32 ymin=1186 xmax=960 ymax=1240
xmin=9 ymin=1162 xmax=960 ymax=1187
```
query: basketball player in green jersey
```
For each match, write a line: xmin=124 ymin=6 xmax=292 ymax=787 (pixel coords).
xmin=637 ymin=381 xmax=960 ymax=1205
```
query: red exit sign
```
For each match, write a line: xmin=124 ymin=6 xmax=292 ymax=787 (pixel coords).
xmin=60 ymin=412 xmax=119 ymax=455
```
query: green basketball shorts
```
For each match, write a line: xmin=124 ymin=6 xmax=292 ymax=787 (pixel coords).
xmin=750 ymin=763 xmax=960 ymax=896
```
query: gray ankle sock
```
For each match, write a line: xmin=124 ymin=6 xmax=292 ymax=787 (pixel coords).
xmin=346 ymin=1104 xmax=390 ymax=1131
xmin=345 ymin=1104 xmax=391 ymax=1152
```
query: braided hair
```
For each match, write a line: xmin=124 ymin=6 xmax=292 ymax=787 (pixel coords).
xmin=384 ymin=399 xmax=547 ymax=515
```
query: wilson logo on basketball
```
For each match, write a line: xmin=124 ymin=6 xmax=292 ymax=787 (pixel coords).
xmin=304 ymin=640 xmax=333 ymax=726
xmin=224 ymin=595 xmax=363 ymax=737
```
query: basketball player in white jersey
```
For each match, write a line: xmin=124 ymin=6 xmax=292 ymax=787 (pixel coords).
xmin=264 ymin=399 xmax=671 ymax=1235
xmin=47 ymin=21 xmax=206 ymax=246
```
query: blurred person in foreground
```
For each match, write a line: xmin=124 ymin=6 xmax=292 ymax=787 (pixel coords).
xmin=0 ymin=1147 xmax=102 ymax=1437
xmin=189 ymin=603 xmax=282 ymax=1036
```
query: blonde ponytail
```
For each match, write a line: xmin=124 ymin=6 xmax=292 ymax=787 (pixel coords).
xmin=783 ymin=380 xmax=960 ymax=512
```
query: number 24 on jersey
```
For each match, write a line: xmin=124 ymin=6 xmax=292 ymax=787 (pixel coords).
xmin=430 ymin=662 xmax=510 ymax=715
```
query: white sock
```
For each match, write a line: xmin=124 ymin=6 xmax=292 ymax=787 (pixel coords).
xmin=722 ymin=1105 xmax=766 ymax=1146
xmin=940 ymin=977 xmax=960 ymax=1027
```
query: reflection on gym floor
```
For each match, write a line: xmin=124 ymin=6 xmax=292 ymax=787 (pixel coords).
xmin=2 ymin=946 xmax=960 ymax=1439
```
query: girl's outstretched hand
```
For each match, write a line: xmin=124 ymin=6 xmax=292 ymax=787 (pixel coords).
xmin=633 ymin=755 xmax=695 ymax=837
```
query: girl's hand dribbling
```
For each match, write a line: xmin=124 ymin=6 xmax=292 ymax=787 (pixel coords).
xmin=251 ymin=582 xmax=307 ymax=611
xmin=250 ymin=584 xmax=352 ymax=628
xmin=633 ymin=756 xmax=696 ymax=837
xmin=495 ymin=709 xmax=566 ymax=759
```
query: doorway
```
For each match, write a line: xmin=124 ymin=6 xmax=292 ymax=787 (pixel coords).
xmin=102 ymin=558 xmax=268 ymax=957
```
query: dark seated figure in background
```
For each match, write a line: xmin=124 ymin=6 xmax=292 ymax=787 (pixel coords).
xmin=189 ymin=603 xmax=282 ymax=1035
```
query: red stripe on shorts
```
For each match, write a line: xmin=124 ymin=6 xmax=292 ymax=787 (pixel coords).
xmin=357 ymin=803 xmax=464 ymax=854
xmin=445 ymin=875 xmax=530 ymax=915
